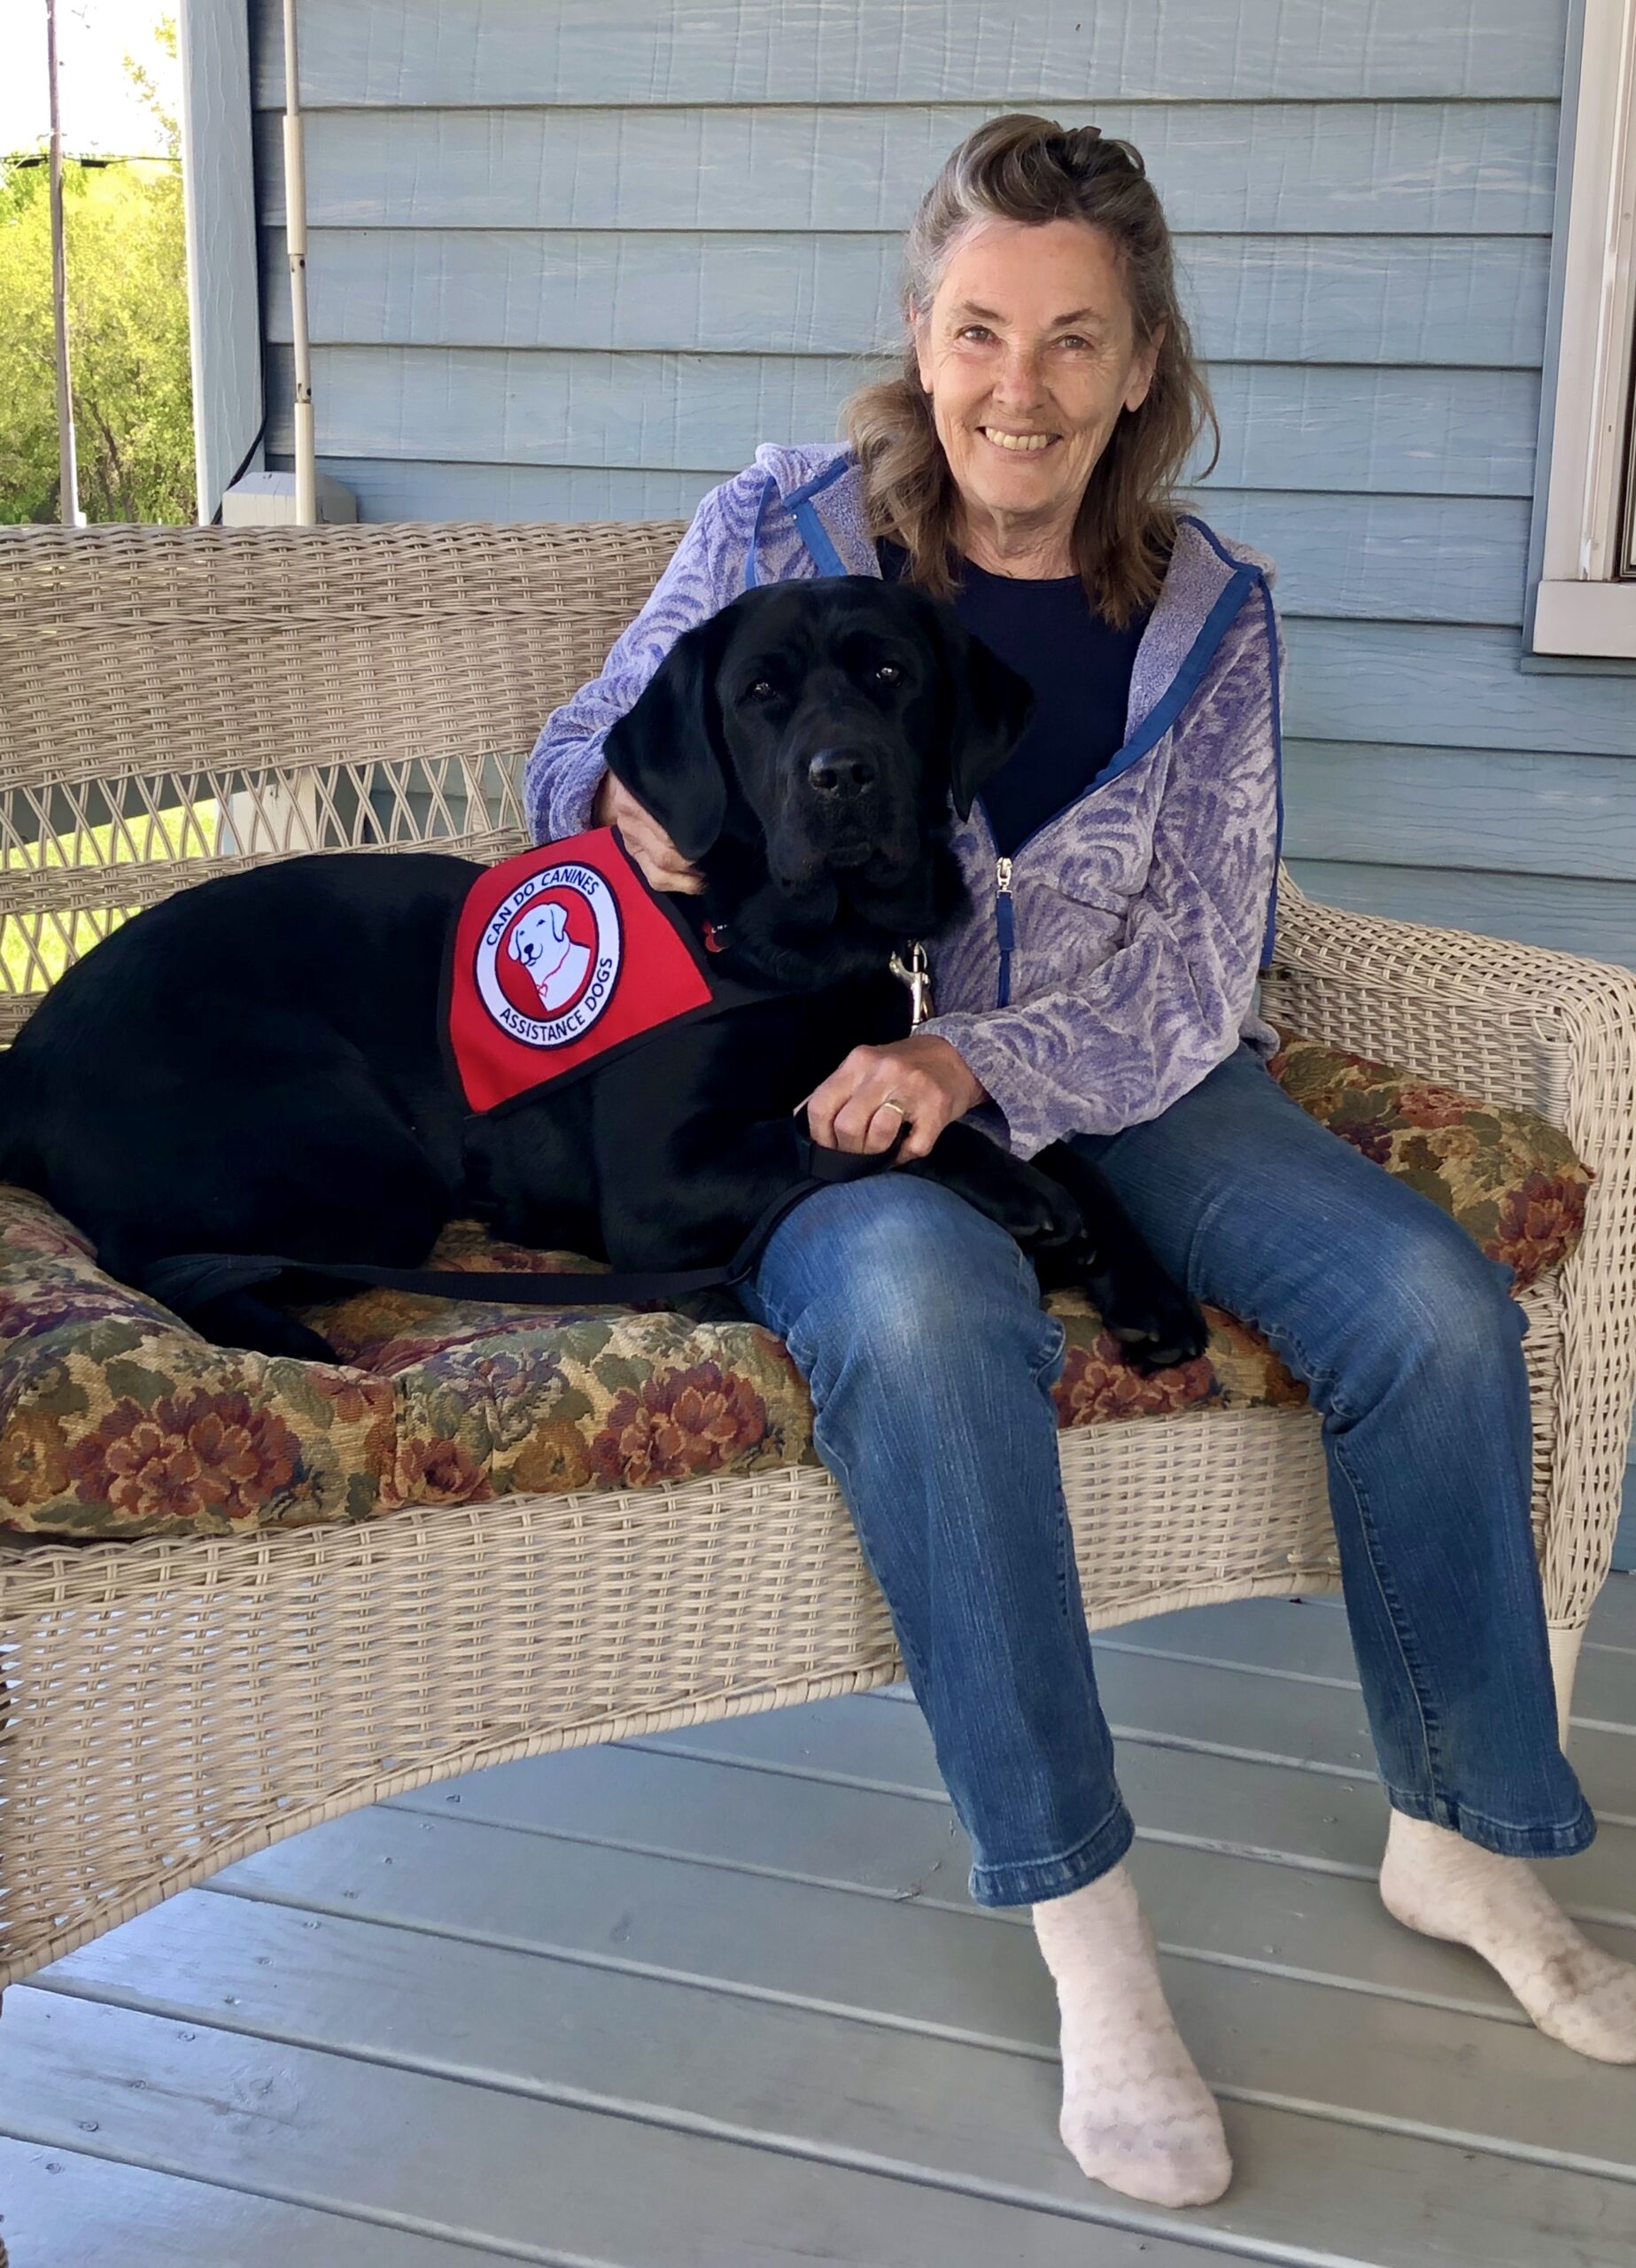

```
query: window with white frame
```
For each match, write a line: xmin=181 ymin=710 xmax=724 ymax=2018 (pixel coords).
xmin=1532 ymin=0 xmax=1636 ymax=656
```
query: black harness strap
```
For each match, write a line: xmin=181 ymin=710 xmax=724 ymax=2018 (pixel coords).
xmin=135 ymin=1138 xmax=899 ymax=1324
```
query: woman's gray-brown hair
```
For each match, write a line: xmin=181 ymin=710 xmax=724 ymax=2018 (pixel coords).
xmin=841 ymin=113 xmax=1218 ymax=625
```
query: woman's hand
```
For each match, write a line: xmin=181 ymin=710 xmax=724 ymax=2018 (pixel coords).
xmin=593 ymin=771 xmax=704 ymax=895
xmin=802 ymin=1034 xmax=986 ymax=1163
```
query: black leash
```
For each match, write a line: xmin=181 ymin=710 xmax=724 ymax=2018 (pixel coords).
xmin=135 ymin=1136 xmax=899 ymax=1324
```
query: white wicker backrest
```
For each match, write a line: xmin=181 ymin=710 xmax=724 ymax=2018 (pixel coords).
xmin=4 ymin=520 xmax=1627 ymax=1138
xmin=0 ymin=520 xmax=685 ymax=1046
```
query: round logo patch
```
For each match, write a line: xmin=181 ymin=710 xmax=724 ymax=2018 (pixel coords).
xmin=473 ymin=858 xmax=624 ymax=1049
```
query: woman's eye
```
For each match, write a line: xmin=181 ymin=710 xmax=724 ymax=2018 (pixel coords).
xmin=957 ymin=325 xmax=995 ymax=344
xmin=873 ymin=663 xmax=903 ymax=687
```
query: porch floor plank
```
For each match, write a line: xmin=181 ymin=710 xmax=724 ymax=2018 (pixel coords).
xmin=213 ymin=1774 xmax=1636 ymax=2023
xmin=0 ymin=2136 xmax=531 ymax=2268
xmin=1096 ymin=1593 xmax=1636 ymax=1734
xmin=3 ymin=1574 xmax=1632 ymax=2266
xmin=1585 ymin=1569 xmax=1636 ymax=1651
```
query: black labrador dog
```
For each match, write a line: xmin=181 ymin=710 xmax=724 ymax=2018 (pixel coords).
xmin=0 ymin=576 xmax=1205 ymax=1371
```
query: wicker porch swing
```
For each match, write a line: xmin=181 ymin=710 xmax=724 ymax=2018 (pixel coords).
xmin=1 ymin=517 xmax=1633 ymax=1994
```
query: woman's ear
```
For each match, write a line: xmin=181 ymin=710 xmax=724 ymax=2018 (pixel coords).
xmin=934 ymin=615 xmax=1035 ymax=820
xmin=603 ymin=611 xmax=733 ymax=861
xmin=910 ymin=300 xmax=934 ymax=394
xmin=1124 ymin=318 xmax=1166 ymax=415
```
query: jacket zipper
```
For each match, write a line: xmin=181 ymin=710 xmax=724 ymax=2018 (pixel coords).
xmin=983 ymin=709 xmax=1173 ymax=1009
xmin=994 ymin=856 xmax=1015 ymax=1007
xmin=972 ymin=545 xmax=1261 ymax=1014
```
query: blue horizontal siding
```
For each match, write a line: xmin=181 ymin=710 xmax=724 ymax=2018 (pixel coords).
xmin=1204 ymin=493 xmax=1530 ymax=625
xmin=252 ymin=0 xmax=1570 ymax=107
xmin=1282 ymin=747 xmax=1636 ymax=882
xmin=298 ymin=454 xmax=703 ymax=523
xmin=1282 ymin=624 xmax=1636 ymax=759
xmin=268 ymin=353 xmax=1541 ymax=498
xmin=252 ymin=100 xmax=1561 ymax=237
xmin=263 ymin=226 xmax=1553 ymax=366
xmin=1285 ymin=863 xmax=1636 ymax=969
xmin=300 ymin=453 xmax=708 ymax=524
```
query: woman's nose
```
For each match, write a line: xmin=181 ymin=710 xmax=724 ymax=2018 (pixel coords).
xmin=991 ymin=346 xmax=1046 ymax=406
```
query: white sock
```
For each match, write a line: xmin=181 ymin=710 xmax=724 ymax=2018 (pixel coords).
xmin=1380 ymin=1811 xmax=1636 ymax=2062
xmin=1031 ymin=1862 xmax=1231 ymax=2207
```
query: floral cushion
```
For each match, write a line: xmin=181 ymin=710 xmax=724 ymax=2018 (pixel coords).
xmin=1267 ymin=1033 xmax=1590 ymax=1289
xmin=0 ymin=1036 xmax=1591 ymax=1542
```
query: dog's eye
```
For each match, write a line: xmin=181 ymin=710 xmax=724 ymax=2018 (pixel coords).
xmin=872 ymin=663 xmax=903 ymax=687
xmin=743 ymin=678 xmax=776 ymax=702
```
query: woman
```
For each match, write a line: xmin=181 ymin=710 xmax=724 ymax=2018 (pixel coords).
xmin=526 ymin=117 xmax=1636 ymax=2209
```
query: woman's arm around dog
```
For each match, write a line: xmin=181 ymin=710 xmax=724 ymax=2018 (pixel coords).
xmin=523 ymin=471 xmax=771 ymax=847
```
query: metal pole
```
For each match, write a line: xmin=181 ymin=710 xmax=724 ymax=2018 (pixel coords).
xmin=283 ymin=0 xmax=316 ymax=523
xmin=45 ymin=0 xmax=81 ymax=526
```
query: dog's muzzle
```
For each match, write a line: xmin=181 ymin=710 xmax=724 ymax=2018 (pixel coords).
xmin=805 ymin=745 xmax=878 ymax=801
xmin=768 ymin=734 xmax=918 ymax=884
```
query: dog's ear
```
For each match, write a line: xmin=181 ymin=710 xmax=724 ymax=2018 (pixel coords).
xmin=928 ymin=610 xmax=1035 ymax=821
xmin=603 ymin=610 xmax=735 ymax=862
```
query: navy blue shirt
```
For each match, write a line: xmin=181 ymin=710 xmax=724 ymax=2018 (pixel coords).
xmin=879 ymin=540 xmax=1148 ymax=858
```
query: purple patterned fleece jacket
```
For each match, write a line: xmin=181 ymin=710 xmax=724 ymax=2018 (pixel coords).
xmin=523 ymin=442 xmax=1283 ymax=1159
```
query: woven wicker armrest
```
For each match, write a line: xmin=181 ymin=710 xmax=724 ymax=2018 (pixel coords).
xmin=1265 ymin=869 xmax=1636 ymax=1631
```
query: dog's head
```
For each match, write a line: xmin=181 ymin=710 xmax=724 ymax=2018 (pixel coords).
xmin=602 ymin=578 xmax=1033 ymax=929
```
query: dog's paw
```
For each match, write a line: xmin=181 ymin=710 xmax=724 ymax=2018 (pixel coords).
xmin=1097 ymin=1276 xmax=1209 ymax=1376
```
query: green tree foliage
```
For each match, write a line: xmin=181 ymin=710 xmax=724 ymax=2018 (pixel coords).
xmin=0 ymin=16 xmax=193 ymax=524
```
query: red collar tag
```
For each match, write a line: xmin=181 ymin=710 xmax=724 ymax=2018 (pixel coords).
xmin=448 ymin=827 xmax=714 ymax=1114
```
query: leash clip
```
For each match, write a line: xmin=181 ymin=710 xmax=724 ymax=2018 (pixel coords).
xmin=889 ymin=940 xmax=934 ymax=1028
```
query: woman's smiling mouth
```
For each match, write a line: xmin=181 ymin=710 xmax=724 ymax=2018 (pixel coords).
xmin=980 ymin=427 xmax=1059 ymax=454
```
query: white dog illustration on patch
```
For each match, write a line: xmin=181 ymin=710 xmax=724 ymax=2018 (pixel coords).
xmin=508 ymin=901 xmax=592 ymax=1014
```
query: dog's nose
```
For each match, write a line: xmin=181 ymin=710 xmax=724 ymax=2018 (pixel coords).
xmin=807 ymin=748 xmax=877 ymax=799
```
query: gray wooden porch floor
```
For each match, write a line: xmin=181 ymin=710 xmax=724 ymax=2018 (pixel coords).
xmin=4 ymin=1577 xmax=1635 ymax=2267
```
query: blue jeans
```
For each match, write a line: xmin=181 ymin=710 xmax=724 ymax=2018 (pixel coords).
xmin=740 ymin=1045 xmax=1594 ymax=1907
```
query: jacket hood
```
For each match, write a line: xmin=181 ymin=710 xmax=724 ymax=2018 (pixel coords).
xmin=751 ymin=440 xmax=855 ymax=501
xmin=747 ymin=442 xmax=878 ymax=579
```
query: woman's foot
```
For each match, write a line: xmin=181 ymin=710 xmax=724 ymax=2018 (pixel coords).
xmin=1380 ymin=1811 xmax=1636 ymax=2061
xmin=1032 ymin=1862 xmax=1231 ymax=2207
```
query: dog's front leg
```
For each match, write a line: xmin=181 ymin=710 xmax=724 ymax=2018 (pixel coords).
xmin=906 ymin=1125 xmax=1206 ymax=1374
xmin=903 ymin=1121 xmax=1087 ymax=1253
xmin=1027 ymin=1141 xmax=1207 ymax=1372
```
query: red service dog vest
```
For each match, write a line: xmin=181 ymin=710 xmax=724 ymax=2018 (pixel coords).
xmin=447 ymin=827 xmax=715 ymax=1114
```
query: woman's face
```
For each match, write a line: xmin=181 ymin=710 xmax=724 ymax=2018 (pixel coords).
xmin=912 ymin=217 xmax=1162 ymax=549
